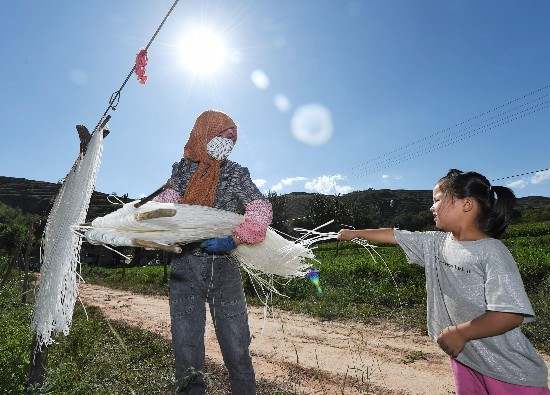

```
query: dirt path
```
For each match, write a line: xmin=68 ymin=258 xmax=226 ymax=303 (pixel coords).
xmin=79 ymin=283 xmax=550 ymax=394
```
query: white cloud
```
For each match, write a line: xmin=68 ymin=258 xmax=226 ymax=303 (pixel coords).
xmin=69 ymin=69 xmax=88 ymax=86
xmin=250 ymin=69 xmax=270 ymax=90
xmin=271 ymin=176 xmax=308 ymax=192
xmin=506 ymin=179 xmax=528 ymax=189
xmin=274 ymin=94 xmax=291 ymax=112
xmin=305 ymin=174 xmax=353 ymax=195
xmin=290 ymin=103 xmax=333 ymax=146
xmin=335 ymin=185 xmax=353 ymax=194
xmin=382 ymin=174 xmax=403 ymax=181
xmin=271 ymin=185 xmax=283 ymax=193
xmin=253 ymin=178 xmax=267 ymax=188
xmin=531 ymin=170 xmax=550 ymax=185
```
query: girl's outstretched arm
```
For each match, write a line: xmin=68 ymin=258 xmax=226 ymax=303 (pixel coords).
xmin=437 ymin=311 xmax=525 ymax=357
xmin=337 ymin=228 xmax=397 ymax=245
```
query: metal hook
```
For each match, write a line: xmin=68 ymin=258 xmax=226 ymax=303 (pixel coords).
xmin=109 ymin=91 xmax=121 ymax=111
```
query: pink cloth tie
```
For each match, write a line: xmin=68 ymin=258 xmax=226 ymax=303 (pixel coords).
xmin=135 ymin=48 xmax=148 ymax=84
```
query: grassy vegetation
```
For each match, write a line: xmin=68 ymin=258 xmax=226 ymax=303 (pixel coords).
xmin=0 ymin=260 xmax=33 ymax=392
xmin=1 ymin=267 xmax=174 ymax=393
xmin=504 ymin=221 xmax=550 ymax=238
xmin=81 ymin=221 xmax=550 ymax=354
xmin=2 ymin=220 xmax=547 ymax=392
xmin=82 ymin=264 xmax=171 ymax=296
xmin=0 ymin=263 xmax=292 ymax=394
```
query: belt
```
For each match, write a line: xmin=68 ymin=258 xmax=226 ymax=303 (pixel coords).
xmin=179 ymin=241 xmax=203 ymax=255
xmin=177 ymin=241 xmax=233 ymax=257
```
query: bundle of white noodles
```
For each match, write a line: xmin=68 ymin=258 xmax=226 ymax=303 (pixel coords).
xmin=80 ymin=201 xmax=330 ymax=278
xmin=32 ymin=126 xmax=104 ymax=349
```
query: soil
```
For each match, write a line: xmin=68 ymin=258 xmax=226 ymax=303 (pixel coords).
xmin=78 ymin=283 xmax=550 ymax=394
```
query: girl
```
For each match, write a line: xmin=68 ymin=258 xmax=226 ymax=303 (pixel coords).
xmin=338 ymin=169 xmax=549 ymax=394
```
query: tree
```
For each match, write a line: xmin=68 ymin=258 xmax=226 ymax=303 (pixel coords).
xmin=293 ymin=194 xmax=353 ymax=233
xmin=0 ymin=202 xmax=40 ymax=254
xmin=267 ymin=191 xmax=289 ymax=233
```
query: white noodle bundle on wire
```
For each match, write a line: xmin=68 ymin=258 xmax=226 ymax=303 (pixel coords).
xmin=79 ymin=201 xmax=328 ymax=279
xmin=32 ymin=127 xmax=104 ymax=349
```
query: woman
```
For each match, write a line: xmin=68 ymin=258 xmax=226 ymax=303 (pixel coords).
xmin=153 ymin=110 xmax=272 ymax=394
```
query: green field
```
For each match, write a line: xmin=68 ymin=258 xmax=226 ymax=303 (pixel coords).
xmin=0 ymin=263 xmax=291 ymax=394
xmin=82 ymin=221 xmax=550 ymax=354
xmin=1 ymin=218 xmax=548 ymax=392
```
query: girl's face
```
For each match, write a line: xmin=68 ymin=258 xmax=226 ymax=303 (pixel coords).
xmin=430 ymin=183 xmax=464 ymax=231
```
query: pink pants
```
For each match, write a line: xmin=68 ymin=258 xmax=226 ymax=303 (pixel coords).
xmin=450 ymin=358 xmax=550 ymax=395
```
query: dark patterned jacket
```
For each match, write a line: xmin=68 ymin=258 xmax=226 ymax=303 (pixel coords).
xmin=166 ymin=158 xmax=263 ymax=213
xmin=155 ymin=158 xmax=273 ymax=245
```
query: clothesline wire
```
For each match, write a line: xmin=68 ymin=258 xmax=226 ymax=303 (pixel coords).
xmin=92 ymin=0 xmax=181 ymax=133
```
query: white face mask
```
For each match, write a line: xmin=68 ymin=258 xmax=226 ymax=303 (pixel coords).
xmin=206 ymin=136 xmax=234 ymax=160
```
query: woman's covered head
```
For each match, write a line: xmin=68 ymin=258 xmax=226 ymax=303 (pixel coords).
xmin=184 ymin=110 xmax=237 ymax=162
xmin=435 ymin=169 xmax=516 ymax=238
xmin=179 ymin=110 xmax=237 ymax=207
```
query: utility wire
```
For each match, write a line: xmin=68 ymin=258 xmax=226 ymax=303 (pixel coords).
xmin=357 ymin=83 xmax=550 ymax=169
xmin=353 ymin=88 xmax=550 ymax=177
xmin=359 ymin=99 xmax=550 ymax=176
xmin=358 ymin=92 xmax=549 ymax=173
xmin=491 ymin=168 xmax=549 ymax=182
xmin=358 ymin=95 xmax=549 ymax=175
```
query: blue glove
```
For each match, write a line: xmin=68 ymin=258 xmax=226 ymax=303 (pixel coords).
xmin=200 ymin=236 xmax=236 ymax=254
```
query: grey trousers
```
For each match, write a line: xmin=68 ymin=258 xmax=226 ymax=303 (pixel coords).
xmin=169 ymin=253 xmax=256 ymax=395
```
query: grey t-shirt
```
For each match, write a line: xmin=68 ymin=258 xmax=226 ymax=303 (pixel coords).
xmin=394 ymin=229 xmax=548 ymax=388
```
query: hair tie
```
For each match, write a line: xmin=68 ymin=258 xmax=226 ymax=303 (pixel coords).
xmin=489 ymin=186 xmax=497 ymax=201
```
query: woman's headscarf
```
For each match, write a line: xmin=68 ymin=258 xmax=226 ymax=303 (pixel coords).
xmin=180 ymin=110 xmax=237 ymax=207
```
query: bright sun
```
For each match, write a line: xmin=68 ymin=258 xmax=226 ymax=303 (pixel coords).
xmin=179 ymin=27 xmax=227 ymax=77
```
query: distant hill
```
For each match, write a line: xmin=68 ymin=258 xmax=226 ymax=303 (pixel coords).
xmin=0 ymin=176 xmax=131 ymax=222
xmin=273 ymin=189 xmax=549 ymax=234
xmin=1 ymin=175 xmax=549 ymax=230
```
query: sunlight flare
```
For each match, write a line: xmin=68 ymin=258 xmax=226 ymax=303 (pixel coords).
xmin=178 ymin=26 xmax=227 ymax=77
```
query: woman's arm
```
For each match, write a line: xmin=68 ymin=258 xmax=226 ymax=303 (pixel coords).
xmin=232 ymin=166 xmax=273 ymax=246
xmin=233 ymin=199 xmax=273 ymax=245
xmin=437 ymin=311 xmax=524 ymax=357
xmin=337 ymin=228 xmax=397 ymax=245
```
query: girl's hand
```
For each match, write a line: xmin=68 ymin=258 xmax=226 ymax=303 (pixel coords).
xmin=337 ymin=229 xmax=356 ymax=241
xmin=437 ymin=326 xmax=468 ymax=357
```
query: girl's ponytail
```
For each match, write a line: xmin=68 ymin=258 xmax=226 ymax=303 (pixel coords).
xmin=484 ymin=185 xmax=516 ymax=238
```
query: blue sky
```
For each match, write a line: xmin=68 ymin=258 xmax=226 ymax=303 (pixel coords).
xmin=1 ymin=0 xmax=549 ymax=199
